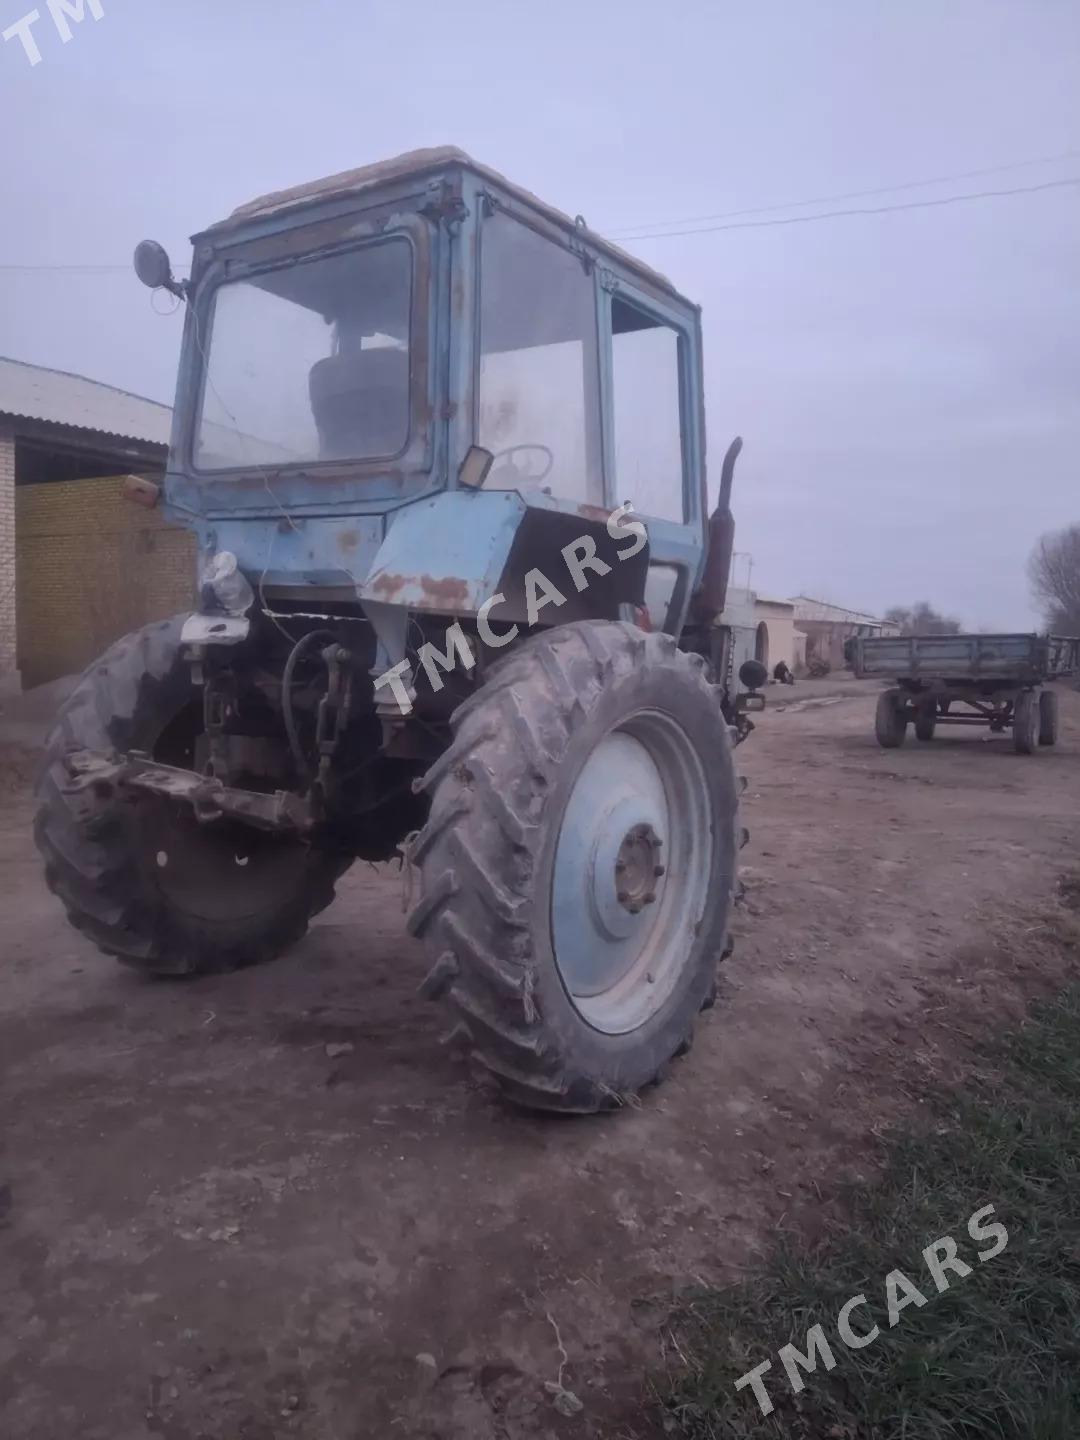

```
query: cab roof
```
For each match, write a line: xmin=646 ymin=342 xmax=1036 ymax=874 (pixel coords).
xmin=203 ymin=146 xmax=684 ymax=305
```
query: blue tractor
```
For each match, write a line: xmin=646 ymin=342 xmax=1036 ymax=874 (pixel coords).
xmin=35 ymin=148 xmax=755 ymax=1112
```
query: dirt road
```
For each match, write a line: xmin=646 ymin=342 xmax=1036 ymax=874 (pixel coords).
xmin=3 ymin=682 xmax=1079 ymax=1440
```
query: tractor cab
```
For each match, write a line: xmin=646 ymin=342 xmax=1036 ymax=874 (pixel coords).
xmin=155 ymin=147 xmax=710 ymax=640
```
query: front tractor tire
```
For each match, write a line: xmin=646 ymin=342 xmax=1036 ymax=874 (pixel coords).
xmin=34 ymin=617 xmax=344 ymax=975
xmin=408 ymin=622 xmax=739 ymax=1114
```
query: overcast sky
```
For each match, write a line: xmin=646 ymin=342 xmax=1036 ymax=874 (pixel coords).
xmin=1 ymin=0 xmax=1077 ymax=627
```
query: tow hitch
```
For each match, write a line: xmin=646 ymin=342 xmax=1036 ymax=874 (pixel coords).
xmin=62 ymin=750 xmax=314 ymax=835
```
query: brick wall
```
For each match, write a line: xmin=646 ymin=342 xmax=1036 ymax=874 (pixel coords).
xmin=0 ymin=427 xmax=15 ymax=688
xmin=16 ymin=474 xmax=196 ymax=688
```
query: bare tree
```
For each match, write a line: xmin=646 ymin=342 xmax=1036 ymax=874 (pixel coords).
xmin=884 ymin=602 xmax=962 ymax=636
xmin=1029 ymin=525 xmax=1080 ymax=633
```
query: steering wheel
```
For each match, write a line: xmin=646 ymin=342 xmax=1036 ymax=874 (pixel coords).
xmin=486 ymin=443 xmax=555 ymax=487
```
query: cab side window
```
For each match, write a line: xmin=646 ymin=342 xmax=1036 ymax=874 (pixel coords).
xmin=611 ymin=297 xmax=686 ymax=522
xmin=478 ymin=211 xmax=603 ymax=503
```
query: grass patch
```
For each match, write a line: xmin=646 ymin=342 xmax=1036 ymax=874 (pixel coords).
xmin=661 ymin=985 xmax=1080 ymax=1439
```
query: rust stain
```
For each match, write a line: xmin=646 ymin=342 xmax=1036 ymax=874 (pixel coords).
xmin=419 ymin=574 xmax=470 ymax=607
xmin=368 ymin=571 xmax=471 ymax=609
xmin=338 ymin=529 xmax=360 ymax=553
xmin=369 ymin=571 xmax=408 ymax=602
xmin=576 ymin=502 xmax=614 ymax=524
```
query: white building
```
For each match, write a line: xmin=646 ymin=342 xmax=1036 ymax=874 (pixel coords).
xmin=789 ymin=595 xmax=899 ymax=672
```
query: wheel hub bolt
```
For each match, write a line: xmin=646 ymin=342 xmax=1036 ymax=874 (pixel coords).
xmin=613 ymin=821 xmax=664 ymax=914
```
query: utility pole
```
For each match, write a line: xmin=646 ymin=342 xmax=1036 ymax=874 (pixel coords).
xmin=729 ymin=550 xmax=755 ymax=594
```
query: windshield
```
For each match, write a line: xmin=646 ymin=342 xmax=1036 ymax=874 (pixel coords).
xmin=194 ymin=239 xmax=412 ymax=470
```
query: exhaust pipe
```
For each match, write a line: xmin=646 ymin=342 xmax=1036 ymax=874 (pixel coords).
xmin=692 ymin=435 xmax=742 ymax=625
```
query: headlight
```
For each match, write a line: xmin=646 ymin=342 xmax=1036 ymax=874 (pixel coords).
xmin=201 ymin=550 xmax=254 ymax=617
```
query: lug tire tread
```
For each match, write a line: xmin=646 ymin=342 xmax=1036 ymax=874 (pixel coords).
xmin=410 ymin=622 xmax=740 ymax=1113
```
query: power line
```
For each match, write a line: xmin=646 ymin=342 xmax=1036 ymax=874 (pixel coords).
xmin=0 ymin=262 xmax=191 ymax=274
xmin=3 ymin=155 xmax=1080 ymax=272
xmin=616 ymin=175 xmax=1080 ymax=241
xmin=608 ymin=146 xmax=1080 ymax=236
xmin=0 ymin=266 xmax=128 ymax=273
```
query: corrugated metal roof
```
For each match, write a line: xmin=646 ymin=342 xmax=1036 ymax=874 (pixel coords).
xmin=0 ymin=356 xmax=171 ymax=449
xmin=790 ymin=595 xmax=888 ymax=626
xmin=755 ymin=594 xmax=796 ymax=611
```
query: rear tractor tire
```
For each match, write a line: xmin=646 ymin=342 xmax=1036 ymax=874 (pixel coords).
xmin=1038 ymin=688 xmax=1059 ymax=747
xmin=1012 ymin=690 xmax=1039 ymax=755
xmin=408 ymin=621 xmax=740 ymax=1113
xmin=34 ymin=616 xmax=346 ymax=975
xmin=875 ymin=690 xmax=907 ymax=749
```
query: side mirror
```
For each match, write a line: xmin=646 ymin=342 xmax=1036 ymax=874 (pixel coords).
xmin=133 ymin=239 xmax=185 ymax=298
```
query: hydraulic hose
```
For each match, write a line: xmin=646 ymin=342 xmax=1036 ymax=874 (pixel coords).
xmin=281 ymin=629 xmax=336 ymax=784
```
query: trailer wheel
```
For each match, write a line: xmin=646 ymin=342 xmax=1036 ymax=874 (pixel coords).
xmin=34 ymin=617 xmax=346 ymax=975
xmin=1012 ymin=691 xmax=1039 ymax=755
xmin=1038 ymin=688 xmax=1059 ymax=747
xmin=408 ymin=621 xmax=738 ymax=1113
xmin=875 ymin=690 xmax=907 ymax=748
xmin=914 ymin=700 xmax=937 ymax=742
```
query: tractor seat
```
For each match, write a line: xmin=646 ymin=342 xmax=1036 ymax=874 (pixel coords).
xmin=309 ymin=348 xmax=410 ymax=459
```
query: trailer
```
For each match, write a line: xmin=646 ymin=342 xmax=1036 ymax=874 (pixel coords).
xmin=844 ymin=633 xmax=1080 ymax=754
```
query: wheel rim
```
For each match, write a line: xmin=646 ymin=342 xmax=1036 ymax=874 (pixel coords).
xmin=550 ymin=709 xmax=714 ymax=1035
xmin=138 ymin=800 xmax=311 ymax=925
